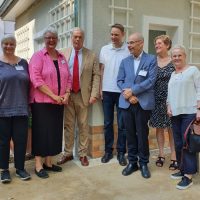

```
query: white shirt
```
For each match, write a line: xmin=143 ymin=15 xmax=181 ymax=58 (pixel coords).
xmin=99 ymin=42 xmax=130 ymax=92
xmin=133 ymin=52 xmax=143 ymax=75
xmin=167 ymin=66 xmax=200 ymax=116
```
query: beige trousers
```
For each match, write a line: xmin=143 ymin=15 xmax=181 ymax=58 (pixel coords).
xmin=63 ymin=92 xmax=89 ymax=157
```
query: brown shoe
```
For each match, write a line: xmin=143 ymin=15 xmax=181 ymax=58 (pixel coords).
xmin=57 ymin=155 xmax=73 ymax=165
xmin=79 ymin=156 xmax=89 ymax=166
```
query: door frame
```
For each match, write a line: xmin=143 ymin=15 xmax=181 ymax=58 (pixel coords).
xmin=142 ymin=15 xmax=184 ymax=53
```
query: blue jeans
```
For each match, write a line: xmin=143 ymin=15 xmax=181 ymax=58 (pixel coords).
xmin=102 ymin=91 xmax=126 ymax=154
xmin=171 ymin=114 xmax=197 ymax=174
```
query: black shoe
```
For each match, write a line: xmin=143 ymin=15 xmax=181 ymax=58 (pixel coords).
xmin=117 ymin=153 xmax=127 ymax=166
xmin=16 ymin=169 xmax=31 ymax=181
xmin=170 ymin=171 xmax=183 ymax=180
xmin=43 ymin=164 xmax=62 ymax=172
xmin=140 ymin=165 xmax=151 ymax=179
xmin=176 ymin=176 xmax=193 ymax=190
xmin=122 ymin=163 xmax=139 ymax=176
xmin=35 ymin=169 xmax=49 ymax=179
xmin=101 ymin=153 xmax=113 ymax=163
xmin=1 ymin=170 xmax=11 ymax=183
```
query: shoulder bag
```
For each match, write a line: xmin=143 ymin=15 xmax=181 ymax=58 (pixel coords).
xmin=184 ymin=119 xmax=200 ymax=153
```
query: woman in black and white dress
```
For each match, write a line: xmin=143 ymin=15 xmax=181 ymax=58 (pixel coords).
xmin=149 ymin=35 xmax=177 ymax=169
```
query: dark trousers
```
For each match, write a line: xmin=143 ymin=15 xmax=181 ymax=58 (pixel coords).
xmin=122 ymin=103 xmax=151 ymax=166
xmin=0 ymin=116 xmax=28 ymax=170
xmin=102 ymin=91 xmax=126 ymax=154
xmin=31 ymin=103 xmax=63 ymax=156
xmin=171 ymin=114 xmax=197 ymax=174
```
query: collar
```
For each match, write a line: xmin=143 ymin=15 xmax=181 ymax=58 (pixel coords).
xmin=42 ymin=48 xmax=63 ymax=57
xmin=109 ymin=42 xmax=127 ymax=50
xmin=133 ymin=51 xmax=143 ymax=61
xmin=72 ymin=47 xmax=83 ymax=54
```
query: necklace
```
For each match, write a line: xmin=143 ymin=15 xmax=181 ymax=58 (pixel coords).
xmin=175 ymin=65 xmax=188 ymax=74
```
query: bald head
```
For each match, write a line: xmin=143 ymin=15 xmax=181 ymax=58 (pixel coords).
xmin=128 ymin=32 xmax=144 ymax=57
xmin=129 ymin=32 xmax=144 ymax=42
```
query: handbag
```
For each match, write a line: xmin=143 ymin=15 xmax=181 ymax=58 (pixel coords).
xmin=184 ymin=119 xmax=200 ymax=153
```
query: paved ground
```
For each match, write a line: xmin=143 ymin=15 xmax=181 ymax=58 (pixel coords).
xmin=0 ymin=153 xmax=200 ymax=200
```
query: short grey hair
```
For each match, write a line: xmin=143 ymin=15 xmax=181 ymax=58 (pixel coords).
xmin=131 ymin=32 xmax=144 ymax=42
xmin=71 ymin=27 xmax=85 ymax=38
xmin=171 ymin=44 xmax=186 ymax=55
xmin=43 ymin=26 xmax=58 ymax=37
xmin=137 ymin=32 xmax=144 ymax=42
xmin=1 ymin=34 xmax=16 ymax=45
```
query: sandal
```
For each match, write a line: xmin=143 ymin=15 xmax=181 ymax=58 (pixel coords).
xmin=155 ymin=156 xmax=165 ymax=167
xmin=9 ymin=155 xmax=14 ymax=163
xmin=169 ymin=160 xmax=178 ymax=170
xmin=25 ymin=153 xmax=34 ymax=161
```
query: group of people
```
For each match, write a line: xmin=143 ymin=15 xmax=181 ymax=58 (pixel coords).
xmin=0 ymin=23 xmax=199 ymax=191
xmin=0 ymin=26 xmax=100 ymax=182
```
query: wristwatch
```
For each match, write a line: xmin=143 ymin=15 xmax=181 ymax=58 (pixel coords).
xmin=197 ymin=107 xmax=200 ymax=110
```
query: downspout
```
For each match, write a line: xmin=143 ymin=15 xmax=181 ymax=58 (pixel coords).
xmin=74 ymin=0 xmax=78 ymax=27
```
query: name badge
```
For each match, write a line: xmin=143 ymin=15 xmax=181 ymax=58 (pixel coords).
xmin=15 ymin=65 xmax=24 ymax=70
xmin=61 ymin=60 xmax=66 ymax=64
xmin=138 ymin=70 xmax=147 ymax=77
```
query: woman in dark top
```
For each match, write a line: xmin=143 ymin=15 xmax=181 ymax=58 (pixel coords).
xmin=0 ymin=35 xmax=31 ymax=183
xmin=149 ymin=35 xmax=177 ymax=169
xmin=29 ymin=27 xmax=72 ymax=179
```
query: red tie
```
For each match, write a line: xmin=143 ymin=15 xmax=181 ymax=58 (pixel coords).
xmin=72 ymin=50 xmax=80 ymax=93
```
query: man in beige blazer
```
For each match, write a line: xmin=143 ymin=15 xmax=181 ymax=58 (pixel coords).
xmin=57 ymin=27 xmax=100 ymax=166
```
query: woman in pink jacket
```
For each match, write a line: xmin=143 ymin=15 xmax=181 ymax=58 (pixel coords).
xmin=29 ymin=27 xmax=72 ymax=179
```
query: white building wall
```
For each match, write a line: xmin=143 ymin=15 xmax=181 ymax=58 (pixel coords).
xmin=0 ymin=19 xmax=15 ymax=54
xmin=11 ymin=0 xmax=200 ymax=126
xmin=90 ymin=0 xmax=191 ymax=53
xmin=16 ymin=0 xmax=75 ymax=52
xmin=15 ymin=20 xmax=35 ymax=60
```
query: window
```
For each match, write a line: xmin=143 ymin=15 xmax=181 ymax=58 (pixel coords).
xmin=48 ymin=0 xmax=75 ymax=49
xmin=148 ymin=30 xmax=166 ymax=55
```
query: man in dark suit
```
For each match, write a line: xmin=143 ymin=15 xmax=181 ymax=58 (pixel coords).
xmin=117 ymin=32 xmax=157 ymax=178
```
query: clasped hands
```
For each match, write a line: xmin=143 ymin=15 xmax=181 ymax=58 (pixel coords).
xmin=123 ymin=88 xmax=138 ymax=104
xmin=52 ymin=93 xmax=70 ymax=105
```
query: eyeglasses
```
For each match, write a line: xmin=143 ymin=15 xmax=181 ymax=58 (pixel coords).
xmin=127 ymin=40 xmax=141 ymax=45
xmin=44 ymin=37 xmax=58 ymax=40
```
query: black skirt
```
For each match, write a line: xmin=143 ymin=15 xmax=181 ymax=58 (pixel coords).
xmin=31 ymin=103 xmax=64 ymax=157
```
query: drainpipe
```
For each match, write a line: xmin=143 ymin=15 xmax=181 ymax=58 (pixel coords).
xmin=73 ymin=0 xmax=79 ymax=158
xmin=74 ymin=0 xmax=78 ymax=27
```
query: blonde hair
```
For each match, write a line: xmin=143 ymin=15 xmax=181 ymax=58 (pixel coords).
xmin=154 ymin=35 xmax=172 ymax=50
